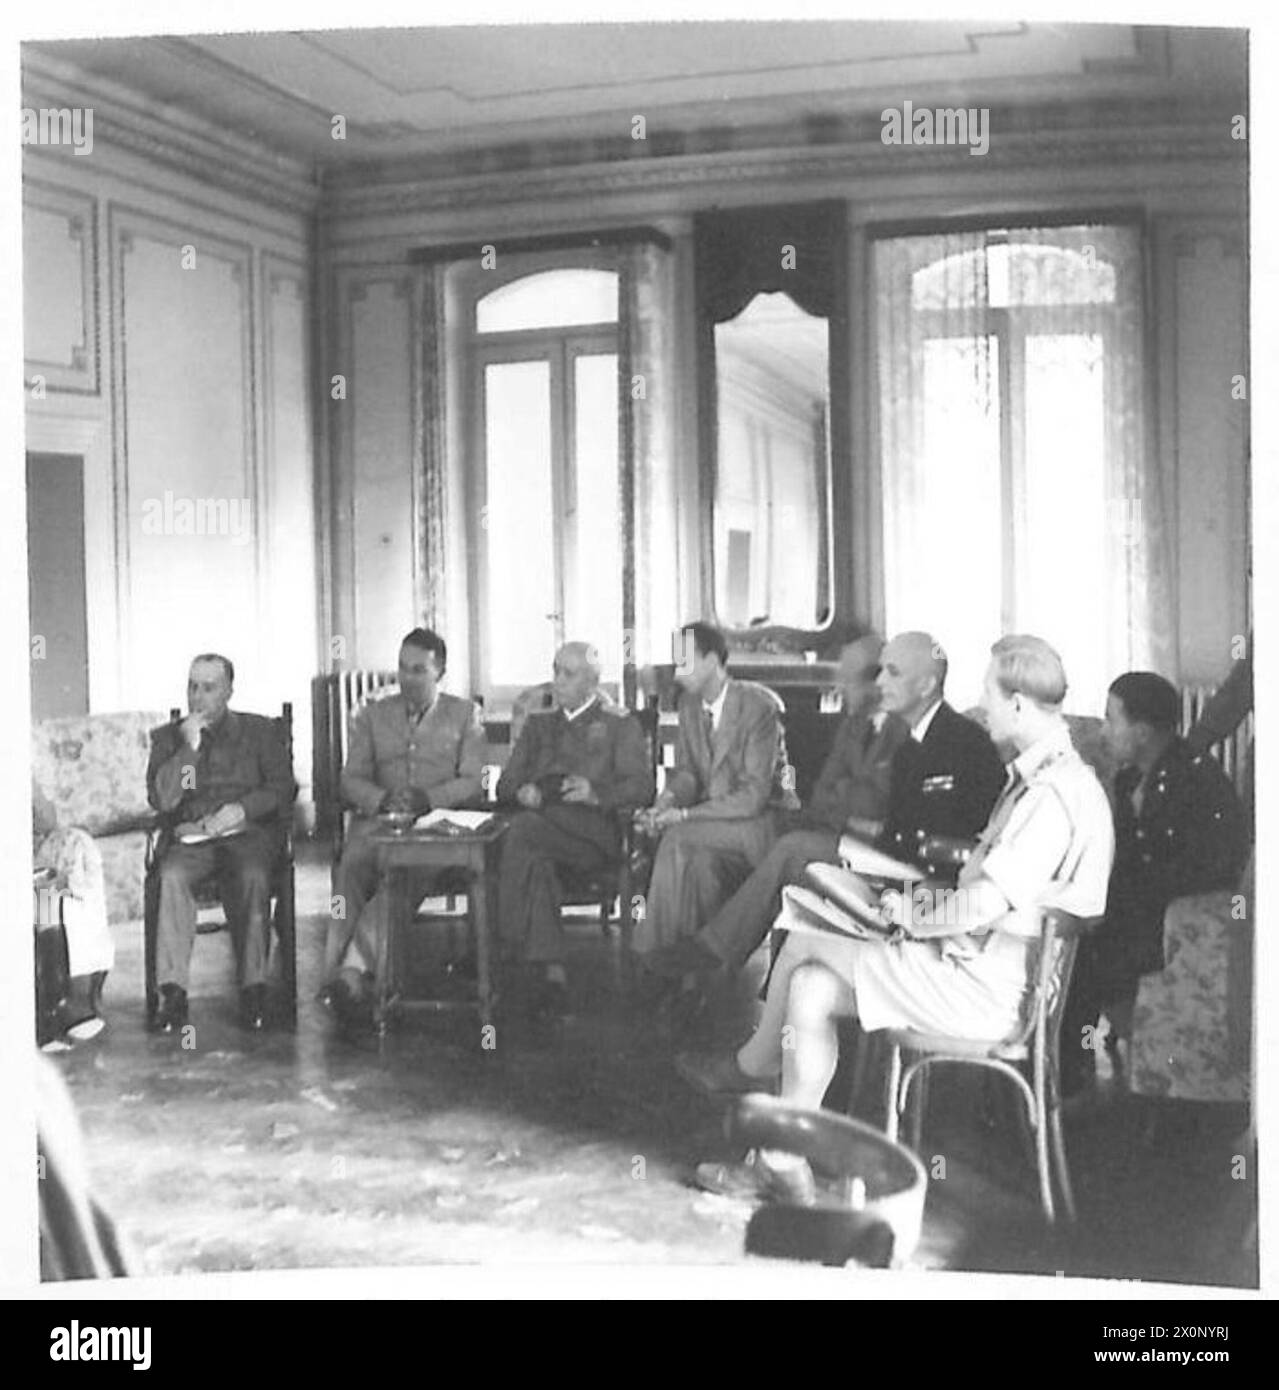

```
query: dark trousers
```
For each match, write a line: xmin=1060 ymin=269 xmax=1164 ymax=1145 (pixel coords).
xmin=327 ymin=819 xmax=444 ymax=981
xmin=497 ymin=805 xmax=617 ymax=965
xmin=1060 ymin=930 xmax=1142 ymax=1094
xmin=155 ymin=825 xmax=280 ymax=991
xmin=697 ymin=826 xmax=841 ymax=970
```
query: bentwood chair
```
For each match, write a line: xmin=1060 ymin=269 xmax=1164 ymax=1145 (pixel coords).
xmin=142 ymin=704 xmax=298 ymax=1029
xmin=873 ymin=908 xmax=1100 ymax=1225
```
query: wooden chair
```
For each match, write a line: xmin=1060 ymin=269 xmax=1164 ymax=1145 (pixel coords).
xmin=551 ymin=702 xmax=660 ymax=935
xmin=872 ymin=908 xmax=1099 ymax=1225
xmin=142 ymin=704 xmax=297 ymax=1029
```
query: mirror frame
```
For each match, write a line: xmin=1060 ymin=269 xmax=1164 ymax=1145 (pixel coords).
xmin=694 ymin=200 xmax=851 ymax=655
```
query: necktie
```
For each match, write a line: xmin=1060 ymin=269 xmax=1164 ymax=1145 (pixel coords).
xmin=702 ymin=706 xmax=715 ymax=750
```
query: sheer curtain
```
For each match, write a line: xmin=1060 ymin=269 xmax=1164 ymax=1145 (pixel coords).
xmin=873 ymin=223 xmax=1172 ymax=714
xmin=620 ymin=237 xmax=679 ymax=705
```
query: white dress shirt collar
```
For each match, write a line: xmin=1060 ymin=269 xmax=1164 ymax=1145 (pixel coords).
xmin=910 ymin=699 xmax=943 ymax=743
xmin=562 ymin=693 xmax=598 ymax=723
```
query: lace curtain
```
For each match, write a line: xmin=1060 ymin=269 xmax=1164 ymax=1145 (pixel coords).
xmin=873 ymin=223 xmax=1173 ymax=713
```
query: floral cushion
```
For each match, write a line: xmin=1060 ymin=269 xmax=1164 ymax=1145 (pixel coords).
xmin=31 ymin=711 xmax=169 ymax=838
xmin=97 ymin=830 xmax=151 ymax=924
xmin=1130 ymin=888 xmax=1252 ymax=1102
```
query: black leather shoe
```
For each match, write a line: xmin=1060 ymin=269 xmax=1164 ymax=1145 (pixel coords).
xmin=239 ymin=983 xmax=267 ymax=1031
xmin=149 ymin=984 xmax=188 ymax=1034
xmin=322 ymin=972 xmax=374 ymax=1033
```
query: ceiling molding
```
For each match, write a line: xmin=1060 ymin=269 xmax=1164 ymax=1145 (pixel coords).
xmin=22 ymin=51 xmax=321 ymax=215
xmin=320 ymin=106 xmax=1244 ymax=223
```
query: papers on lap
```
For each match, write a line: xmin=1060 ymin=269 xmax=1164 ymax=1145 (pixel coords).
xmin=413 ymin=809 xmax=495 ymax=833
xmin=836 ymin=834 xmax=927 ymax=883
xmin=176 ymin=825 xmax=248 ymax=845
xmin=779 ymin=883 xmax=895 ymax=943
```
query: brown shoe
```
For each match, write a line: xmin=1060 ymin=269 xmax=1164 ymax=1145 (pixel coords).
xmin=675 ymin=1051 xmax=778 ymax=1097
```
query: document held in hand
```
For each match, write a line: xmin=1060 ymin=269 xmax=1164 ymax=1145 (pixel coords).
xmin=836 ymin=834 xmax=927 ymax=883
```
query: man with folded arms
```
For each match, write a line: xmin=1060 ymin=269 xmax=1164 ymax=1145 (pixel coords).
xmin=496 ymin=641 xmax=654 ymax=1016
xmin=680 ymin=636 xmax=1115 ymax=1205
xmin=147 ymin=653 xmax=295 ymax=1032
xmin=323 ymin=627 xmax=486 ymax=1026
xmin=643 ymin=629 xmax=1004 ymax=986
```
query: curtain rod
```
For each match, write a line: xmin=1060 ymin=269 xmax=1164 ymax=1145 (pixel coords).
xmin=409 ymin=225 xmax=673 ymax=264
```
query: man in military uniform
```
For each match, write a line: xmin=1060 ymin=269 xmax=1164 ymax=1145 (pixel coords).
xmin=1060 ymin=671 xmax=1249 ymax=1096
xmin=496 ymin=641 xmax=654 ymax=1014
xmin=323 ymin=627 xmax=487 ymax=1024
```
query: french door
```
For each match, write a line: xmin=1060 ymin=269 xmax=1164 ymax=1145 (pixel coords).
xmin=473 ymin=328 xmax=622 ymax=703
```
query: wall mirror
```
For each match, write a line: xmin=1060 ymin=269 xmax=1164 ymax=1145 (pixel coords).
xmin=696 ymin=202 xmax=846 ymax=644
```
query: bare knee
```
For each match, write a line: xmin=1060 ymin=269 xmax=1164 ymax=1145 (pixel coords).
xmin=787 ymin=961 xmax=843 ymax=1029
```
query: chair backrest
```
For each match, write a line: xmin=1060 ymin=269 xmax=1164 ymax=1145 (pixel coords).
xmin=1181 ymin=682 xmax=1253 ymax=802
xmin=311 ymin=670 xmax=397 ymax=834
xmin=1013 ymin=908 xmax=1101 ymax=1055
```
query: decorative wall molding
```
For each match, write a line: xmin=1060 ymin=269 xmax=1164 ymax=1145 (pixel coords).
xmin=22 ymin=181 xmax=99 ymax=395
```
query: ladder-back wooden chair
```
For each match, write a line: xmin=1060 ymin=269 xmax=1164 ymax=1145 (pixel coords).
xmin=142 ymin=704 xmax=297 ymax=1029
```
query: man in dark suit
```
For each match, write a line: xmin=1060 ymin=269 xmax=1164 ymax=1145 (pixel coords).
xmin=497 ymin=641 xmax=654 ymax=1015
xmin=323 ymin=627 xmax=487 ymax=1026
xmin=146 ymin=653 xmax=296 ymax=1032
xmin=1061 ymin=671 xmax=1248 ymax=1096
xmin=631 ymin=622 xmax=792 ymax=959
xmin=641 ymin=629 xmax=1004 ymax=981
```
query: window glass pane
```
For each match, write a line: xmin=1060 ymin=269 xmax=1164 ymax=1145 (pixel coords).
xmin=884 ymin=336 xmax=1002 ymax=711
xmin=484 ymin=360 xmax=556 ymax=687
xmin=476 ymin=270 xmax=618 ymax=333
xmin=566 ymin=353 xmax=621 ymax=682
xmin=1021 ymin=333 xmax=1108 ymax=713
xmin=912 ymin=243 xmax=1117 ymax=310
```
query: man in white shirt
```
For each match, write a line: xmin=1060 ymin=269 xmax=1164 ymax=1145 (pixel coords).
xmin=680 ymin=634 xmax=1115 ymax=1205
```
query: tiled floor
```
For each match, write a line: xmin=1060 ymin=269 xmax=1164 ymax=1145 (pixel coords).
xmin=47 ymin=841 xmax=1257 ymax=1285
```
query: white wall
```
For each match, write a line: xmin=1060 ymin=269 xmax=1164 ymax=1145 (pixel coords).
xmin=23 ymin=81 xmax=319 ymax=795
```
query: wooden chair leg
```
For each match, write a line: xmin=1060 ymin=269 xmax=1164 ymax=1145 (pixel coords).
xmin=909 ymin=1066 xmax=928 ymax=1154
xmin=1048 ymin=1097 xmax=1076 ymax=1223
xmin=884 ymin=1044 xmax=903 ymax=1143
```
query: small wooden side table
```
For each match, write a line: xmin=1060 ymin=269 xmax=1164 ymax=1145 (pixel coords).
xmin=372 ymin=820 xmax=507 ymax=1033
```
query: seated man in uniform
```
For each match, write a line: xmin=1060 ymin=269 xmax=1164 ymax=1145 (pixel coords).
xmin=1060 ymin=671 xmax=1248 ymax=1097
xmin=323 ymin=627 xmax=486 ymax=1026
xmin=146 ymin=653 xmax=296 ymax=1033
xmin=630 ymin=622 xmax=789 ymax=962
xmin=679 ymin=635 xmax=1115 ymax=1205
xmin=642 ymin=629 xmax=1004 ymax=986
xmin=496 ymin=641 xmax=654 ymax=1016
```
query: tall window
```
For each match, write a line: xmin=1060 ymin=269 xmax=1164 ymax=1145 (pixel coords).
xmin=873 ymin=224 xmax=1166 ymax=713
xmin=471 ymin=267 xmax=622 ymax=699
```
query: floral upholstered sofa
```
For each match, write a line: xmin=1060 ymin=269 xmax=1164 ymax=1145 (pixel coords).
xmin=31 ymin=711 xmax=169 ymax=922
